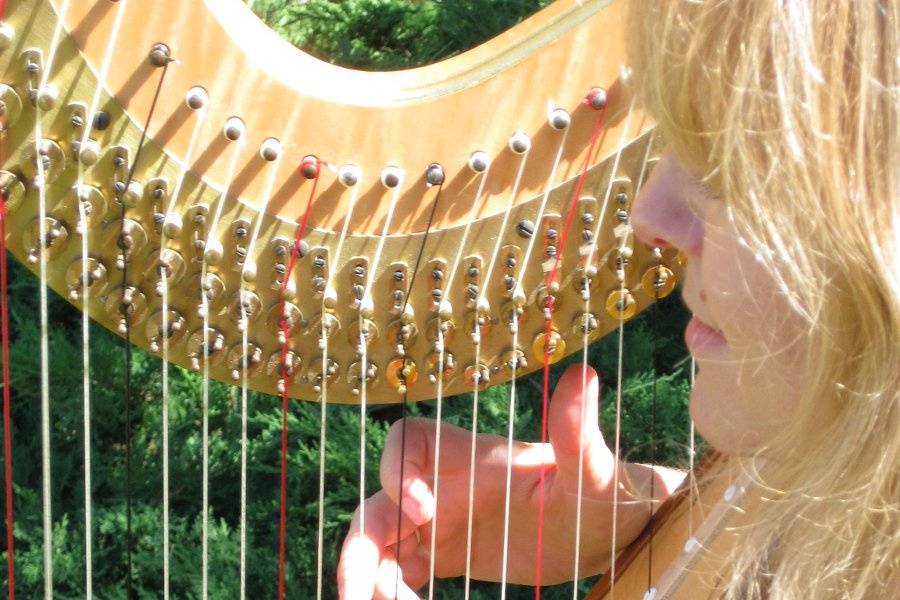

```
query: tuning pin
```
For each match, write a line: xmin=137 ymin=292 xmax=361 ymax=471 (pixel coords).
xmin=204 ymin=238 xmax=224 ymax=265
xmin=35 ymin=84 xmax=58 ymax=111
xmin=359 ymin=295 xmax=375 ymax=319
xmin=0 ymin=22 xmax=15 ymax=52
xmin=78 ymin=139 xmax=101 ymax=166
xmin=400 ymin=302 xmax=415 ymax=324
xmin=437 ymin=299 xmax=453 ymax=321
xmin=162 ymin=213 xmax=182 ymax=238
xmin=242 ymin=259 xmax=257 ymax=283
xmin=323 ymin=285 xmax=338 ymax=310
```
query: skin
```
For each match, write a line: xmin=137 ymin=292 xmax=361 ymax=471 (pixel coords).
xmin=337 ymin=149 xmax=805 ymax=599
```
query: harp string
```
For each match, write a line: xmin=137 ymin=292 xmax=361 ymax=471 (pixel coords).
xmin=74 ymin=2 xmax=130 ymax=594
xmin=427 ymin=161 xmax=492 ymax=599
xmin=159 ymin=104 xmax=206 ymax=600
xmin=499 ymin=124 xmax=570 ymax=600
xmin=530 ymin=99 xmax=609 ymax=597
xmin=0 ymin=7 xmax=10 ymax=595
xmin=119 ymin=55 xmax=171 ymax=599
xmin=1 ymin=128 xmax=15 ymax=600
xmin=272 ymin=157 xmax=321 ymax=599
xmin=688 ymin=358 xmax=696 ymax=538
xmin=463 ymin=148 xmax=530 ymax=599
xmin=201 ymin=137 xmax=244 ymax=600
xmin=558 ymin=104 xmax=611 ymax=597
xmin=76 ymin=184 xmax=93 ymax=600
xmin=605 ymin=128 xmax=654 ymax=600
xmin=235 ymin=143 xmax=283 ymax=599
xmin=356 ymin=175 xmax=404 ymax=565
xmin=34 ymin=0 xmax=69 ymax=600
xmin=310 ymin=175 xmax=359 ymax=600
xmin=32 ymin=2 xmax=73 ymax=594
xmin=393 ymin=175 xmax=444 ymax=600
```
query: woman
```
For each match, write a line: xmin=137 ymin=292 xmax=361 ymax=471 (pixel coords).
xmin=338 ymin=1 xmax=899 ymax=598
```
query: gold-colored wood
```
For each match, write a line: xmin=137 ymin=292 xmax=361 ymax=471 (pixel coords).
xmin=588 ymin=454 xmax=750 ymax=600
xmin=0 ymin=0 xmax=678 ymax=404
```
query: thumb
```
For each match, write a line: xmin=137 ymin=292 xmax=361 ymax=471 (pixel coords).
xmin=548 ymin=364 xmax=615 ymax=491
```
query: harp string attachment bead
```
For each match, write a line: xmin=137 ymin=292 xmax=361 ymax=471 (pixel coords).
xmin=223 ymin=116 xmax=246 ymax=141
xmin=468 ymin=151 xmax=490 ymax=173
xmin=185 ymin=86 xmax=209 ymax=111
xmin=508 ymin=130 xmax=531 ymax=154
xmin=300 ymin=155 xmax=321 ymax=179
xmin=259 ymin=138 xmax=282 ymax=162
xmin=148 ymin=43 xmax=172 ymax=67
xmin=381 ymin=166 xmax=403 ymax=189
xmin=425 ymin=163 xmax=445 ymax=186
xmin=338 ymin=164 xmax=361 ymax=187
xmin=549 ymin=108 xmax=571 ymax=130
xmin=586 ymin=86 xmax=608 ymax=110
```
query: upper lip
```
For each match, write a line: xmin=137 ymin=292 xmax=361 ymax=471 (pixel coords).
xmin=682 ymin=289 xmax=723 ymax=333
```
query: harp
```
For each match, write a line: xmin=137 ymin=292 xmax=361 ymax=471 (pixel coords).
xmin=0 ymin=0 xmax=748 ymax=597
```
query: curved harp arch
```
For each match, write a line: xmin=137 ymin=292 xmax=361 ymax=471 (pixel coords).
xmin=1 ymin=0 xmax=676 ymax=403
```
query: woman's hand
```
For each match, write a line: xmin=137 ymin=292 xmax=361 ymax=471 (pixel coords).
xmin=337 ymin=364 xmax=685 ymax=599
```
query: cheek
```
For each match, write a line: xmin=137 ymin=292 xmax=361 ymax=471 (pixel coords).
xmin=691 ymin=220 xmax=808 ymax=451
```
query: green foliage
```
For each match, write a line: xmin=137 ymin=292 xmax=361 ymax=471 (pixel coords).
xmin=1 ymin=1 xmax=697 ymax=596
xmin=244 ymin=0 xmax=554 ymax=69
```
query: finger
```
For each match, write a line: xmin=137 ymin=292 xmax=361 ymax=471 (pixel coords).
xmin=338 ymin=491 xmax=421 ymax=599
xmin=379 ymin=418 xmax=436 ymax=526
xmin=548 ymin=364 xmax=615 ymax=490
xmin=373 ymin=557 xmax=422 ymax=600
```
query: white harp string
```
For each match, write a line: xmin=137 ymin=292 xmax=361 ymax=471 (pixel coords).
xmin=606 ymin=127 xmax=654 ymax=600
xmin=464 ymin=149 xmax=530 ymax=598
xmin=427 ymin=164 xmax=492 ymax=599
xmin=238 ymin=154 xmax=282 ymax=598
xmin=572 ymin=106 xmax=634 ymax=600
xmin=68 ymin=3 xmax=131 ymax=595
xmin=200 ymin=138 xmax=244 ymax=600
xmin=688 ymin=358 xmax=697 ymax=537
xmin=499 ymin=127 xmax=569 ymax=598
xmin=569 ymin=99 xmax=637 ymax=596
xmin=77 ymin=185 xmax=93 ymax=600
xmin=33 ymin=2 xmax=72 ymax=596
xmin=158 ymin=107 xmax=206 ymax=600
xmin=317 ymin=182 xmax=362 ymax=600
xmin=357 ymin=177 xmax=403 ymax=554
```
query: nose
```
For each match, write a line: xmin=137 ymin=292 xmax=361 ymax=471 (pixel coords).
xmin=630 ymin=150 xmax=704 ymax=256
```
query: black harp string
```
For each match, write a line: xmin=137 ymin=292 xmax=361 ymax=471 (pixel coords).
xmin=394 ymin=176 xmax=445 ymax=599
xmin=117 ymin=56 xmax=171 ymax=598
xmin=647 ymin=258 xmax=662 ymax=594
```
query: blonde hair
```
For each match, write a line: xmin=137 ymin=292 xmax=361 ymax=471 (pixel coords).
xmin=627 ymin=1 xmax=899 ymax=598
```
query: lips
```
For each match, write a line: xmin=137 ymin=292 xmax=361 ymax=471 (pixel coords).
xmin=684 ymin=316 xmax=727 ymax=354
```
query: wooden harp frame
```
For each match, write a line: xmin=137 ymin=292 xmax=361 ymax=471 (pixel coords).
xmin=0 ymin=0 xmax=744 ymax=598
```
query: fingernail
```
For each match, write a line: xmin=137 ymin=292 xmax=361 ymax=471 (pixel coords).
xmin=405 ymin=479 xmax=434 ymax=525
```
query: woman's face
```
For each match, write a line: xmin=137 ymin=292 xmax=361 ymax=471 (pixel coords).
xmin=631 ymin=149 xmax=807 ymax=454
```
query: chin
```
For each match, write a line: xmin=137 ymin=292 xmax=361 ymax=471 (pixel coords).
xmin=688 ymin=371 xmax=761 ymax=456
